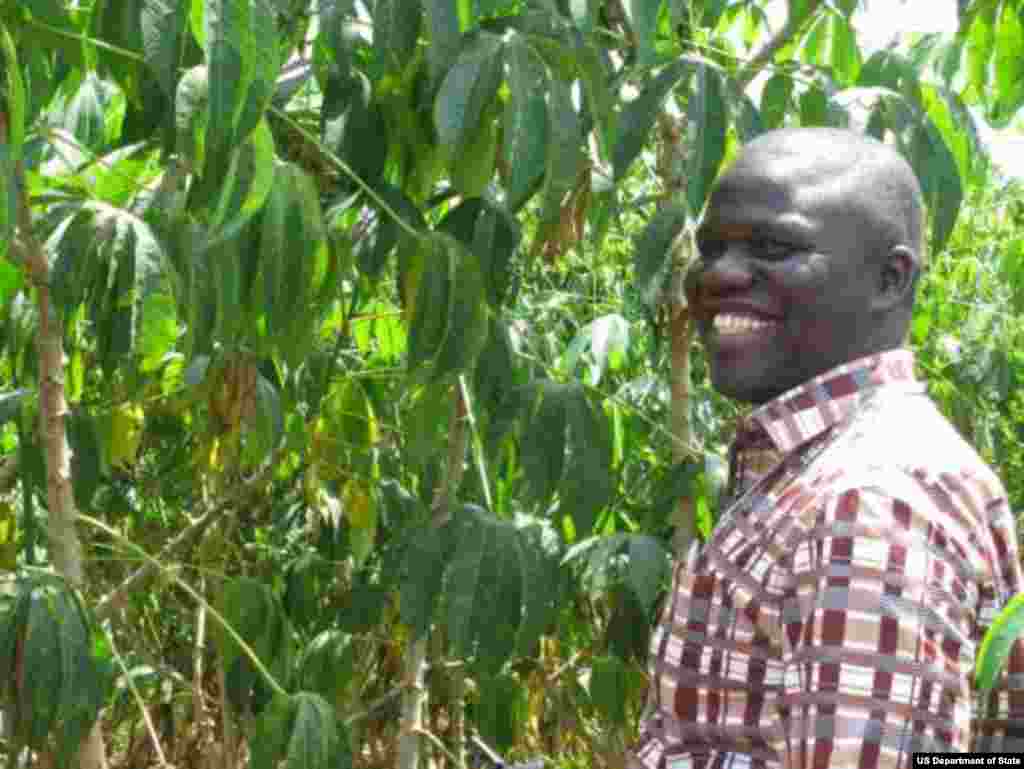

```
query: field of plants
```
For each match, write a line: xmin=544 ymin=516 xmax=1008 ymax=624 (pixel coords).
xmin=0 ymin=0 xmax=1024 ymax=767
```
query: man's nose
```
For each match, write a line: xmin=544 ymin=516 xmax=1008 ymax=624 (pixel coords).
xmin=686 ymin=244 xmax=755 ymax=302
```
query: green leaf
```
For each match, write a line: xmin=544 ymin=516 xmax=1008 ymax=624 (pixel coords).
xmin=685 ymin=63 xmax=727 ymax=216
xmin=445 ymin=505 xmax=523 ymax=673
xmin=250 ymin=692 xmax=350 ymax=769
xmin=425 ymin=0 xmax=462 ymax=86
xmin=437 ymin=197 xmax=520 ymax=308
xmin=450 ymin=115 xmax=497 ymax=197
xmin=257 ymin=162 xmax=331 ymax=363
xmin=503 ymin=36 xmax=549 ymax=210
xmin=612 ymin=58 xmax=689 ymax=181
xmin=471 ymin=203 xmax=520 ymax=308
xmin=141 ymin=0 xmax=187 ymax=98
xmin=907 ymin=115 xmax=962 ymax=256
xmin=0 ymin=145 xmax=16 ymax=264
xmin=920 ymin=84 xmax=976 ymax=197
xmin=374 ymin=0 xmax=423 ymax=75
xmin=513 ymin=514 xmax=562 ymax=656
xmin=246 ymin=373 xmax=283 ymax=464
xmin=829 ymin=13 xmax=861 ymax=84
xmin=633 ymin=202 xmax=687 ymax=309
xmin=992 ymin=1 xmax=1024 ymax=125
xmin=216 ymin=577 xmax=293 ymax=714
xmin=475 ymin=671 xmax=527 ymax=751
xmin=406 ymin=233 xmax=451 ymax=371
xmin=409 ymin=230 xmax=489 ymax=380
xmin=1 ymin=24 xmax=25 ymax=162
xmin=761 ymin=73 xmax=792 ymax=130
xmin=322 ymin=71 xmax=389 ymax=193
xmin=624 ymin=0 xmax=663 ymax=68
xmin=434 ymin=33 xmax=504 ymax=155
xmin=208 ymin=118 xmax=276 ymax=245
xmin=49 ymin=203 xmax=164 ymax=367
xmin=204 ymin=0 xmax=281 ymax=181
xmin=539 ymin=76 xmax=582 ymax=226
xmin=474 ymin=317 xmax=517 ymax=418
xmin=175 ymin=65 xmax=210 ymax=166
xmin=0 ymin=578 xmax=110 ymax=761
xmin=624 ymin=534 xmax=669 ymax=613
xmin=67 ymin=409 xmax=102 ymax=511
xmin=286 ymin=692 xmax=344 ymax=767
xmin=249 ymin=693 xmax=294 ymax=769
xmin=975 ymin=591 xmax=1024 ymax=694
xmin=589 ymin=655 xmax=629 ymax=724
xmin=61 ymin=73 xmax=118 ymax=152
xmin=558 ymin=386 xmax=614 ymax=534
xmin=964 ymin=3 xmax=996 ymax=105
xmin=521 ymin=382 xmax=570 ymax=506
xmin=351 ymin=183 xmax=423 ymax=281
xmin=0 ymin=389 xmax=27 ymax=425
xmin=295 ymin=632 xmax=354 ymax=708
xmin=799 ymin=83 xmax=829 ymax=126
xmin=734 ymin=93 xmax=765 ymax=142
xmin=91 ymin=0 xmax=146 ymax=100
xmin=401 ymin=521 xmax=452 ymax=638
xmin=138 ymin=292 xmax=178 ymax=372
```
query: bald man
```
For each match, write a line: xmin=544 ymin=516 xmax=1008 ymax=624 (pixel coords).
xmin=631 ymin=128 xmax=1024 ymax=768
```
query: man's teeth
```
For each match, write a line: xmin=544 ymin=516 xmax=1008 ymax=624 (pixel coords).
xmin=713 ymin=313 xmax=774 ymax=334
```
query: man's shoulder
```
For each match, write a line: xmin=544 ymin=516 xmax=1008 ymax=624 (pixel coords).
xmin=811 ymin=390 xmax=1007 ymax=512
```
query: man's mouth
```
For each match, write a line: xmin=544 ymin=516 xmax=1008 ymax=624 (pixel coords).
xmin=711 ymin=312 xmax=779 ymax=336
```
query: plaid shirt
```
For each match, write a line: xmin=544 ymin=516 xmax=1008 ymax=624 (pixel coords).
xmin=631 ymin=349 xmax=1024 ymax=769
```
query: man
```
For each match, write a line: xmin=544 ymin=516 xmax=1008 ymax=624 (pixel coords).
xmin=630 ymin=127 xmax=1024 ymax=769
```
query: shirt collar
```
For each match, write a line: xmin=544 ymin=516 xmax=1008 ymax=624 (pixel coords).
xmin=737 ymin=348 xmax=919 ymax=455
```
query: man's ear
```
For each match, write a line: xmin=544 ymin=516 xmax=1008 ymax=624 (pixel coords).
xmin=872 ymin=245 xmax=918 ymax=312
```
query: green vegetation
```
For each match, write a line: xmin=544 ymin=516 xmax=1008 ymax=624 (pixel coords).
xmin=0 ymin=0 xmax=1020 ymax=767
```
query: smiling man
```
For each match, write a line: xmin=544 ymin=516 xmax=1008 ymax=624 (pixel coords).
xmin=631 ymin=128 xmax=1024 ymax=768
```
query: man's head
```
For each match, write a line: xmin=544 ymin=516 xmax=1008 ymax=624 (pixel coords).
xmin=685 ymin=127 xmax=924 ymax=405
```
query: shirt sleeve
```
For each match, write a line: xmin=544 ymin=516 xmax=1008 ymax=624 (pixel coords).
xmin=971 ymin=494 xmax=1024 ymax=751
xmin=780 ymin=481 xmax=1017 ymax=768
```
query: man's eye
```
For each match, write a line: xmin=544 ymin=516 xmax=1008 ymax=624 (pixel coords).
xmin=751 ymin=238 xmax=792 ymax=258
xmin=698 ymin=239 xmax=724 ymax=260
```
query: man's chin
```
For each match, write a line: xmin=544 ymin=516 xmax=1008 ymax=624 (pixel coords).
xmin=709 ymin=367 xmax=782 ymax=406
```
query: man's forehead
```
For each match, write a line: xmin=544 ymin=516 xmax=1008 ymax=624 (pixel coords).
xmin=701 ymin=148 xmax=860 ymax=234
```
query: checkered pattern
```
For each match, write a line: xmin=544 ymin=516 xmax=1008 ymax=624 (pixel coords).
xmin=631 ymin=350 xmax=1024 ymax=769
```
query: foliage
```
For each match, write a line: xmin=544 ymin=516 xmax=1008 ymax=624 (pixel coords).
xmin=0 ymin=0 xmax=1018 ymax=767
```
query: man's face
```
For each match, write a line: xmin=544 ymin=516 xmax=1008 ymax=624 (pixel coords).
xmin=686 ymin=152 xmax=884 ymax=405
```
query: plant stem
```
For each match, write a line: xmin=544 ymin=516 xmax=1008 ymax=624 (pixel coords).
xmin=6 ymin=108 xmax=108 ymax=769
xmin=397 ymin=638 xmax=429 ymax=769
xmin=193 ymin=578 xmax=208 ymax=732
xmin=734 ymin=0 xmax=825 ymax=89
xmin=457 ymin=374 xmax=493 ymax=512
xmin=398 ymin=384 xmax=470 ymax=769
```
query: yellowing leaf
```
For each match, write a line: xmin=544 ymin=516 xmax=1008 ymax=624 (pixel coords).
xmin=343 ymin=481 xmax=374 ymax=529
xmin=109 ymin=404 xmax=144 ymax=469
xmin=0 ymin=501 xmax=15 ymax=571
xmin=343 ymin=480 xmax=377 ymax=569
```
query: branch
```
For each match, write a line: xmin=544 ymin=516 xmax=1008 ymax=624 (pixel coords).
xmin=94 ymin=454 xmax=281 ymax=621
xmin=94 ymin=507 xmax=222 ymax=620
xmin=734 ymin=0 xmax=825 ymax=90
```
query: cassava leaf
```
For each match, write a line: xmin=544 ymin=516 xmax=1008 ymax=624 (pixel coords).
xmin=445 ymin=505 xmax=523 ymax=673
xmin=612 ymin=59 xmax=689 ymax=181
xmin=685 ymin=63 xmax=727 ymax=216
xmin=634 ymin=202 xmax=687 ymax=309
xmin=503 ymin=36 xmax=549 ymax=210
xmin=976 ymin=591 xmax=1024 ymax=694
